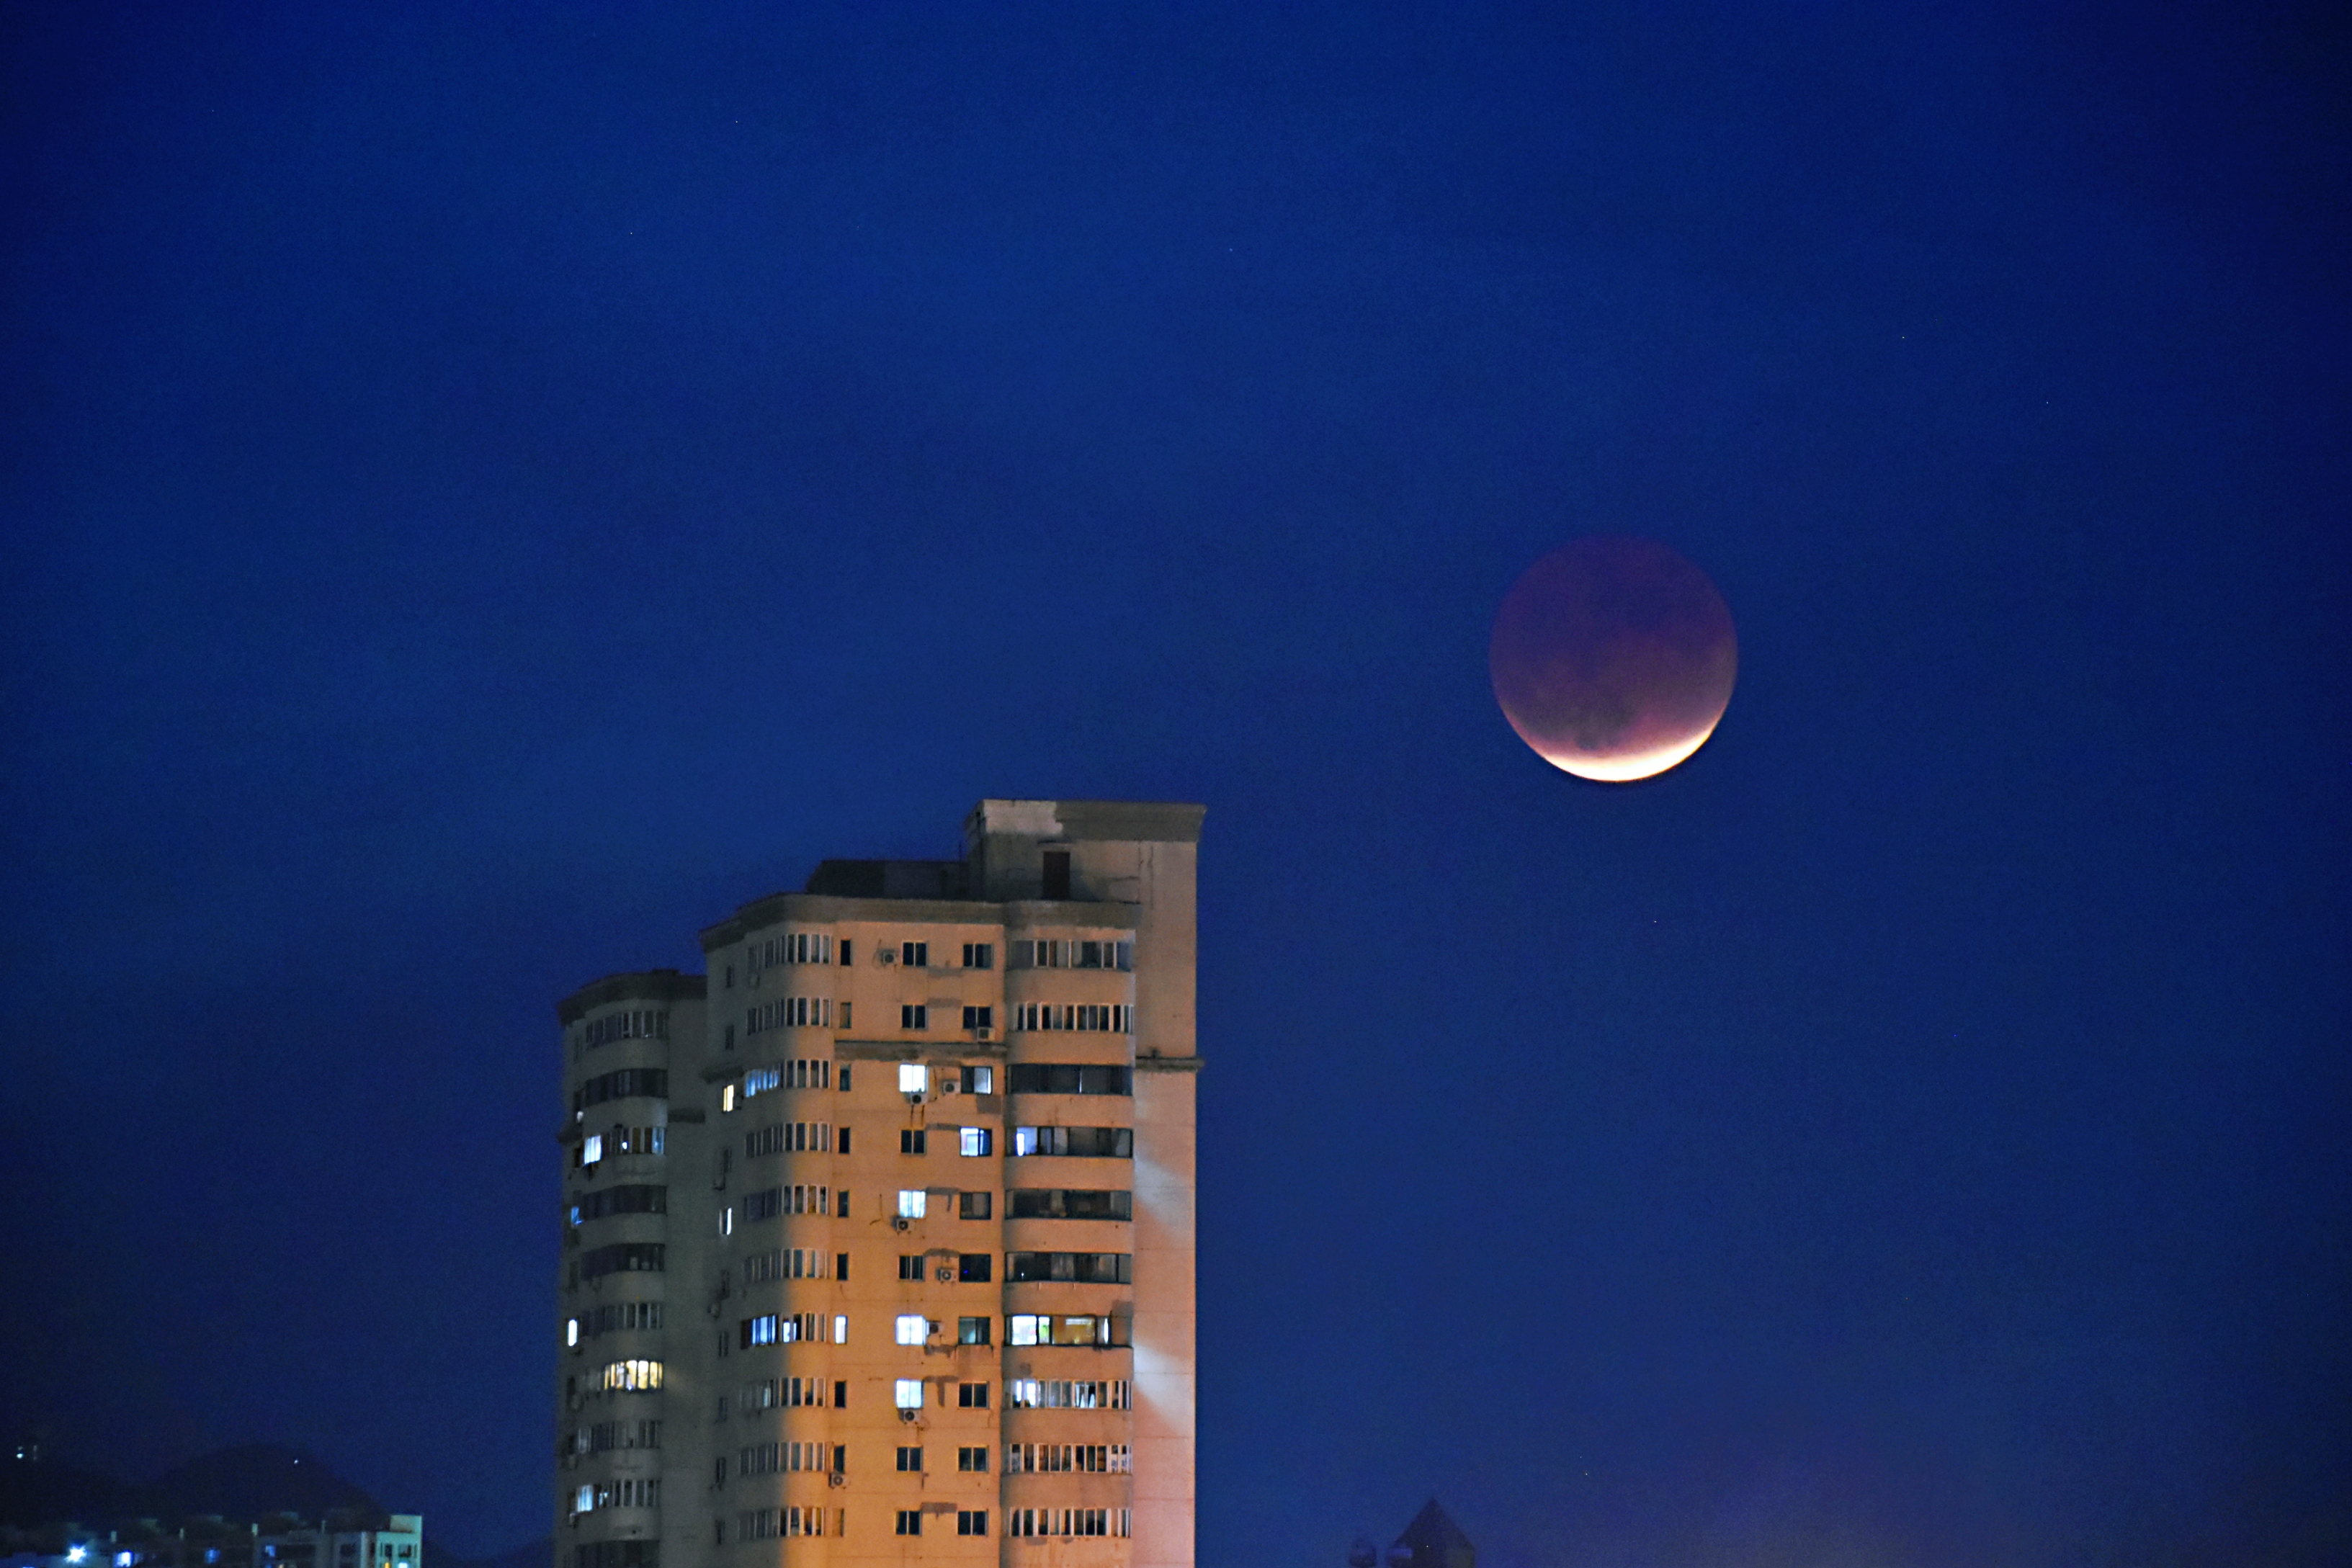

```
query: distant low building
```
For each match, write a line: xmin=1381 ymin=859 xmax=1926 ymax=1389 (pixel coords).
xmin=1351 ymin=1500 xmax=1472 ymax=1568
xmin=0 ymin=1513 xmax=420 ymax=1568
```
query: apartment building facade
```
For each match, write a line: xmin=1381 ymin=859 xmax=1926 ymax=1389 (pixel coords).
xmin=553 ymin=801 xmax=1201 ymax=1568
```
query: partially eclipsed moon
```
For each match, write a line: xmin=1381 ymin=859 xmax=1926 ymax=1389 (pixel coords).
xmin=1489 ymin=537 xmax=1738 ymax=782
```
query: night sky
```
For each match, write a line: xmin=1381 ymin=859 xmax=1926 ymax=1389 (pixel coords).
xmin=5 ymin=2 xmax=2346 ymax=1563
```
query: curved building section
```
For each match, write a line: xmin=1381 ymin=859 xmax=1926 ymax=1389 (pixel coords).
xmin=558 ymin=969 xmax=709 ymax=1568
xmin=553 ymin=800 xmax=1201 ymax=1568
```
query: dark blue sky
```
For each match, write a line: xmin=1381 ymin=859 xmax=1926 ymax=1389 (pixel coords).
xmin=5 ymin=1 xmax=2346 ymax=1562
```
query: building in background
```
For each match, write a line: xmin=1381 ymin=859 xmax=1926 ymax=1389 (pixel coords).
xmin=0 ymin=1514 xmax=420 ymax=1568
xmin=553 ymin=800 xmax=1203 ymax=1568
xmin=1347 ymin=1502 xmax=1472 ymax=1568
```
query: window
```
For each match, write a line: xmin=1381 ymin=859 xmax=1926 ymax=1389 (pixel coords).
xmin=961 ymin=1004 xmax=993 ymax=1031
xmin=1010 ymin=1126 xmax=1132 ymax=1158
xmin=902 ymin=941 xmax=929 ymax=968
xmin=837 ymin=1127 xmax=851 ymax=1154
xmin=1004 ymin=1509 xmax=1128 ymax=1539
xmin=574 ymin=1069 xmax=669 ymax=1111
xmin=957 ymin=1315 xmax=991 ymax=1345
xmin=895 ymin=1513 xmax=921 ymax=1538
xmin=901 ymin=1003 xmax=929 ymax=1030
xmin=893 ymin=1379 xmax=924 ymax=1410
xmin=895 ymin=1446 xmax=922 ymax=1473
xmin=1007 ymin=1314 xmax=1127 ymax=1347
xmin=570 ymin=1185 xmax=667 ymax=1226
xmin=1004 ymin=1443 xmax=1130 ymax=1474
xmin=958 ymin=1253 xmax=992 ymax=1283
xmin=957 ymin=1512 xmax=988 ymax=1537
xmin=746 ymin=998 xmax=834 ymax=1034
xmin=898 ymin=1255 xmax=925 ymax=1281
xmin=959 ymin=1191 xmax=993 ymax=1220
xmin=1006 ymin=1063 xmax=1132 ymax=1095
xmin=571 ymin=1301 xmax=665 ymax=1342
xmin=900 ymin=1128 xmax=927 ymax=1155
xmin=1004 ymin=1379 xmax=1129 ymax=1410
xmin=957 ymin=1381 xmax=990 ymax=1407
xmin=1042 ymin=851 xmax=1070 ymax=900
xmin=967 ymin=1065 xmax=993 ymax=1095
xmin=741 ymin=1313 xmax=828 ymax=1348
xmin=962 ymin=944 xmax=993 ymax=969
xmin=741 ymin=1189 xmax=783 ymax=1222
xmin=958 ymin=1445 xmax=988 ymax=1471
xmin=895 ymin=1314 xmax=929 ymax=1345
xmin=1007 ymin=1253 xmax=1132 ymax=1284
xmin=1011 ymin=939 xmax=1132 ymax=971
xmin=576 ymin=1242 xmax=666 ymax=1283
xmin=1008 ymin=1189 xmax=1132 ymax=1221
xmin=580 ymin=1134 xmax=602 ymax=1165
xmin=577 ymin=1009 xmax=671 ymax=1052
xmin=745 ymin=1123 xmax=833 ymax=1157
xmin=897 ymin=1188 xmax=927 ymax=1219
xmin=1012 ymin=1003 xmax=1132 ymax=1034
xmin=839 ymin=941 xmax=853 ymax=967
xmin=959 ymin=1127 xmax=991 ymax=1157
xmin=597 ymin=1358 xmax=665 ymax=1392
xmin=898 ymin=1063 xmax=927 ymax=1095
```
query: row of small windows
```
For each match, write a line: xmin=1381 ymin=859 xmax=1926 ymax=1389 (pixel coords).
xmin=1013 ymin=940 xmax=1132 ymax=972
xmin=566 ymin=1302 xmax=663 ymax=1345
xmin=571 ymin=1185 xmax=666 ymax=1226
xmin=1011 ymin=1125 xmax=1132 ymax=1158
xmin=1006 ymin=1509 xmax=1129 ymax=1539
xmin=743 ymin=1247 xmax=843 ymax=1283
xmin=576 ymin=1068 xmax=668 ymax=1112
xmin=1014 ymin=1003 xmax=1130 ymax=1034
xmin=1004 ymin=1443 xmax=1130 ymax=1474
xmin=1007 ymin=1379 xmax=1131 ymax=1410
xmin=728 ymin=1508 xmax=836 ymax=1542
xmin=1009 ymin=1188 xmax=1131 ymax=1221
xmin=747 ymin=998 xmax=835 ymax=1034
xmin=753 ymin=1059 xmax=833 ymax=1093
xmin=751 ymin=932 xmax=837 ymax=973
xmin=577 ymin=1010 xmax=669 ymax=1054
xmin=574 ymin=1242 xmax=666 ymax=1284
xmin=570 ymin=1478 xmax=658 ymax=1517
xmin=573 ymin=1543 xmax=656 ymax=1568
xmin=896 ymin=1126 xmax=993 ymax=1156
xmin=1009 ymin=1312 xmax=1127 ymax=1348
xmin=598 ymin=1359 xmax=664 ymax=1392
xmin=896 ymin=1063 xmax=995 ymax=1096
xmin=1007 ymin=1251 xmax=1132 ymax=1283
xmin=739 ymin=1186 xmax=836 ymax=1222
xmin=899 ymin=1253 xmax=993 ymax=1283
xmin=740 ymin=1312 xmax=844 ymax=1348
xmin=882 ymin=941 xmax=996 ymax=970
xmin=576 ymin=1126 xmax=664 ymax=1168
xmin=1007 ymin=1063 xmax=1132 ymax=1096
xmin=730 ymin=1441 xmax=840 ymax=1478
xmin=745 ymin=1122 xmax=833 ymax=1157
xmin=561 ymin=1418 xmax=661 ymax=1456
xmin=893 ymin=1510 xmax=996 ymax=1538
xmin=732 ymin=1376 xmax=839 ymax=1412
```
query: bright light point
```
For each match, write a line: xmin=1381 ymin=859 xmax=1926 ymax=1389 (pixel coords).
xmin=69 ymin=1549 xmax=88 ymax=1563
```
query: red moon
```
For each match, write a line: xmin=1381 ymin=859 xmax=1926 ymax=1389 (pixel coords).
xmin=1489 ymin=537 xmax=1738 ymax=782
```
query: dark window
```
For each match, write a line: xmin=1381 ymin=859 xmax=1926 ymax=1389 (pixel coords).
xmin=898 ymin=1255 xmax=925 ymax=1281
xmin=902 ymin=941 xmax=928 ymax=968
xmin=1042 ymin=851 xmax=1071 ymax=900
xmin=571 ymin=1185 xmax=669 ymax=1225
xmin=900 ymin=1129 xmax=926 ymax=1155
xmin=962 ymin=1005 xmax=993 ymax=1031
xmin=833 ymin=1381 xmax=847 ymax=1408
xmin=962 ymin=944 xmax=993 ymax=970
xmin=960 ymin=1191 xmax=993 ymax=1219
xmin=902 ymin=1004 xmax=928 ymax=1030
xmin=957 ymin=1512 xmax=988 ymax=1537
xmin=577 ymin=1243 xmax=666 ymax=1281
xmin=839 ymin=941 xmax=853 ymax=966
xmin=958 ymin=1253 xmax=993 ymax=1282
xmin=895 ymin=1512 xmax=921 ymax=1538
xmin=1006 ymin=1064 xmax=1132 ymax=1096
xmin=576 ymin=1069 xmax=670 ymax=1111
xmin=957 ymin=1316 xmax=992 ymax=1346
xmin=741 ymin=1189 xmax=783 ymax=1222
xmin=1010 ymin=1125 xmax=1134 ymax=1159
xmin=1008 ymin=1189 xmax=1133 ymax=1221
xmin=837 ymin=1127 xmax=851 ymax=1155
xmin=895 ymin=1447 xmax=922 ymax=1473
xmin=957 ymin=1381 xmax=990 ymax=1407
xmin=958 ymin=1443 xmax=988 ymax=1469
xmin=1006 ymin=1252 xmax=1133 ymax=1284
xmin=836 ymin=1253 xmax=850 ymax=1281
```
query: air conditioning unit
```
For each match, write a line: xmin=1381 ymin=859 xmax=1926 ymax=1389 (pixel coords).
xmin=898 ymin=1408 xmax=918 ymax=1424
xmin=877 ymin=948 xmax=897 ymax=965
xmin=827 ymin=1473 xmax=846 ymax=1489
xmin=974 ymin=1026 xmax=993 ymax=1041
xmin=934 ymin=1267 xmax=954 ymax=1283
xmin=893 ymin=1216 xmax=911 ymax=1232
xmin=905 ymin=1091 xmax=925 ymax=1105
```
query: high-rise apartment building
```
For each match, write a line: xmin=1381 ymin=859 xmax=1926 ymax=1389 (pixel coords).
xmin=553 ymin=801 xmax=1202 ymax=1568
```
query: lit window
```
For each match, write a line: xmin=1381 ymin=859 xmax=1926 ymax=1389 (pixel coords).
xmin=565 ymin=1318 xmax=579 ymax=1347
xmin=969 ymin=1065 xmax=993 ymax=1095
xmin=1009 ymin=1314 xmax=1039 ymax=1346
xmin=721 ymin=1085 xmax=736 ymax=1113
xmin=893 ymin=1379 xmax=924 ymax=1410
xmin=898 ymin=1189 xmax=927 ymax=1219
xmin=898 ymin=1064 xmax=927 ymax=1095
xmin=834 ymin=1314 xmax=848 ymax=1343
xmin=581 ymin=1134 xmax=603 ymax=1165
xmin=960 ymin=1127 xmax=991 ymax=1157
xmin=895 ymin=1314 xmax=928 ymax=1345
